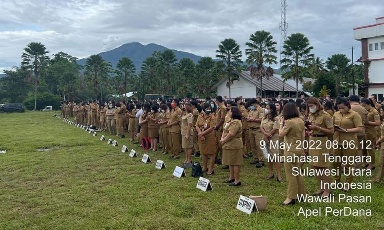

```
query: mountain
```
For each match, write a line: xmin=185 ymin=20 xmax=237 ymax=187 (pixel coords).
xmin=77 ymin=42 xmax=202 ymax=71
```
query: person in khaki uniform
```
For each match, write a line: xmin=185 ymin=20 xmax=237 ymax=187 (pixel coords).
xmin=306 ymin=97 xmax=334 ymax=198
xmin=191 ymin=101 xmax=200 ymax=156
xmin=117 ymin=101 xmax=127 ymax=138
xmin=158 ymin=104 xmax=171 ymax=154
xmin=373 ymin=105 xmax=384 ymax=182
xmin=361 ymin=98 xmax=381 ymax=170
xmin=275 ymin=101 xmax=285 ymax=158
xmin=127 ymin=103 xmax=138 ymax=142
xmin=196 ymin=103 xmax=217 ymax=175
xmin=236 ymin=97 xmax=250 ymax=160
xmin=220 ymin=106 xmax=243 ymax=186
xmin=181 ymin=103 xmax=194 ymax=168
xmin=148 ymin=104 xmax=161 ymax=151
xmin=106 ymin=101 xmax=116 ymax=135
xmin=333 ymin=97 xmax=363 ymax=191
xmin=90 ymin=101 xmax=98 ymax=126
xmin=260 ymin=103 xmax=282 ymax=182
xmin=114 ymin=102 xmax=122 ymax=136
xmin=99 ymin=103 xmax=107 ymax=130
xmin=168 ymin=99 xmax=182 ymax=159
xmin=214 ymin=96 xmax=227 ymax=161
xmin=247 ymin=98 xmax=264 ymax=167
xmin=84 ymin=102 xmax=90 ymax=126
xmin=349 ymin=95 xmax=368 ymax=169
xmin=77 ymin=103 xmax=85 ymax=125
xmin=278 ymin=102 xmax=306 ymax=205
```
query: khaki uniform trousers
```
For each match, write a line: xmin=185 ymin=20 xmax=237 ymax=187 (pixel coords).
xmin=366 ymin=132 xmax=377 ymax=165
xmin=284 ymin=151 xmax=306 ymax=199
xmin=107 ymin=117 xmax=116 ymax=135
xmin=374 ymin=149 xmax=384 ymax=181
xmin=333 ymin=146 xmax=356 ymax=184
xmin=170 ymin=130 xmax=181 ymax=157
xmin=160 ymin=127 xmax=170 ymax=153
xmin=193 ymin=130 xmax=199 ymax=153
xmin=117 ymin=115 xmax=125 ymax=136
xmin=249 ymin=127 xmax=264 ymax=161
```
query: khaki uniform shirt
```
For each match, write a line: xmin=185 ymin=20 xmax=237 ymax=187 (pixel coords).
xmin=333 ymin=110 xmax=363 ymax=143
xmin=215 ymin=105 xmax=227 ymax=131
xmin=181 ymin=113 xmax=193 ymax=135
xmin=351 ymin=103 xmax=368 ymax=136
xmin=280 ymin=117 xmax=305 ymax=153
xmin=196 ymin=113 xmax=216 ymax=132
xmin=308 ymin=110 xmax=333 ymax=135
xmin=366 ymin=107 xmax=380 ymax=136
xmin=222 ymin=119 xmax=243 ymax=150
xmin=248 ymin=106 xmax=264 ymax=128
xmin=169 ymin=107 xmax=182 ymax=133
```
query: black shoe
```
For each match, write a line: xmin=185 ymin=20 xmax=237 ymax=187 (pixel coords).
xmin=277 ymin=177 xmax=283 ymax=183
xmin=229 ymin=181 xmax=241 ymax=186
xmin=222 ymin=165 xmax=229 ymax=169
xmin=194 ymin=152 xmax=201 ymax=157
xmin=256 ymin=162 xmax=264 ymax=168
xmin=215 ymin=159 xmax=222 ymax=165
xmin=224 ymin=179 xmax=235 ymax=183
xmin=281 ymin=199 xmax=296 ymax=206
xmin=120 ymin=134 xmax=125 ymax=138
xmin=250 ymin=160 xmax=259 ymax=164
xmin=267 ymin=174 xmax=274 ymax=180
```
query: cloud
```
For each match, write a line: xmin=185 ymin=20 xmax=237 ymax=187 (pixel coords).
xmin=0 ymin=0 xmax=383 ymax=70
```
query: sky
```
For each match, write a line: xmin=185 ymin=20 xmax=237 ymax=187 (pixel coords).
xmin=1 ymin=0 xmax=383 ymax=73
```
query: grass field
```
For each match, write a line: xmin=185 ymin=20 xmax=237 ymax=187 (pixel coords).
xmin=0 ymin=111 xmax=383 ymax=230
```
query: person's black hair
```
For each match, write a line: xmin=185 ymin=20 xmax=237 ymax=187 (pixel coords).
xmin=196 ymin=104 xmax=202 ymax=113
xmin=191 ymin=100 xmax=198 ymax=107
xmin=151 ymin=104 xmax=159 ymax=113
xmin=349 ymin=95 xmax=360 ymax=102
xmin=361 ymin=98 xmax=375 ymax=107
xmin=231 ymin=106 xmax=242 ymax=120
xmin=282 ymin=102 xmax=300 ymax=120
xmin=282 ymin=99 xmax=289 ymax=106
xmin=160 ymin=103 xmax=168 ymax=111
xmin=295 ymin=98 xmax=304 ymax=107
xmin=135 ymin=103 xmax=141 ymax=109
xmin=216 ymin=96 xmax=223 ymax=103
xmin=249 ymin=98 xmax=258 ymax=105
xmin=300 ymin=103 xmax=307 ymax=111
xmin=235 ymin=97 xmax=242 ymax=103
xmin=143 ymin=103 xmax=151 ymax=112
xmin=324 ymin=101 xmax=334 ymax=111
xmin=173 ymin=99 xmax=180 ymax=106
xmin=266 ymin=103 xmax=278 ymax=120
xmin=335 ymin=96 xmax=351 ymax=109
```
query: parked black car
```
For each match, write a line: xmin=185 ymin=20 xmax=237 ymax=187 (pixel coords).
xmin=0 ymin=103 xmax=25 ymax=113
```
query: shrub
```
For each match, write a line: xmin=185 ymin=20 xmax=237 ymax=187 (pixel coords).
xmin=23 ymin=92 xmax=62 ymax=110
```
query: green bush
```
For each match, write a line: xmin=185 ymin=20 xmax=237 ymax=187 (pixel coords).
xmin=23 ymin=92 xmax=62 ymax=110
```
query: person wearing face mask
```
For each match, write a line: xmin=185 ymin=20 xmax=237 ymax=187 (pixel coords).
xmin=167 ymin=99 xmax=182 ymax=159
xmin=246 ymin=98 xmax=264 ymax=168
xmin=306 ymin=97 xmax=334 ymax=198
xmin=158 ymin=104 xmax=171 ymax=154
xmin=196 ymin=103 xmax=218 ymax=174
xmin=349 ymin=95 xmax=368 ymax=169
xmin=373 ymin=105 xmax=384 ymax=182
xmin=260 ymin=103 xmax=282 ymax=182
xmin=361 ymin=98 xmax=381 ymax=170
xmin=214 ymin=96 xmax=227 ymax=164
xmin=333 ymin=97 xmax=364 ymax=192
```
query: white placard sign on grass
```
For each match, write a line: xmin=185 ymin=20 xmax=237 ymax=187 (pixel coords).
xmin=196 ymin=177 xmax=212 ymax=191
xmin=141 ymin=154 xmax=151 ymax=163
xmin=121 ymin=145 xmax=128 ymax=153
xmin=112 ymin=140 xmax=118 ymax=147
xmin=93 ymin=131 xmax=97 ymax=137
xmin=155 ymin=160 xmax=166 ymax=169
xmin=129 ymin=149 xmax=137 ymax=157
xmin=0 ymin=150 xmax=6 ymax=154
xmin=100 ymin=135 xmax=105 ymax=141
xmin=236 ymin=195 xmax=257 ymax=215
xmin=172 ymin=166 xmax=186 ymax=178
xmin=107 ymin=139 xmax=113 ymax=144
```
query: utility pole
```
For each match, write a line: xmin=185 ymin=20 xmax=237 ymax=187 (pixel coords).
xmin=279 ymin=0 xmax=288 ymax=97
xmin=352 ymin=46 xmax=355 ymax=95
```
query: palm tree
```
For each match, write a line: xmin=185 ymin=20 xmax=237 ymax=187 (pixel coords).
xmin=245 ymin=30 xmax=277 ymax=97
xmin=84 ymin=54 xmax=111 ymax=100
xmin=216 ymin=38 xmax=242 ymax=98
xmin=326 ymin=54 xmax=350 ymax=96
xmin=281 ymin=33 xmax=314 ymax=97
xmin=116 ymin=57 xmax=136 ymax=100
xmin=21 ymin=42 xmax=49 ymax=110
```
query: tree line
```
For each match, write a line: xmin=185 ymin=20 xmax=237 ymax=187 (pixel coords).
xmin=0 ymin=30 xmax=364 ymax=110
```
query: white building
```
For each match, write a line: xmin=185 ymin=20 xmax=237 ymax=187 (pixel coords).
xmin=354 ymin=17 xmax=384 ymax=101
xmin=214 ymin=71 xmax=305 ymax=99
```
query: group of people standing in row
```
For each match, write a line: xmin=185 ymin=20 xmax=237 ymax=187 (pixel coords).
xmin=61 ymin=94 xmax=384 ymax=205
